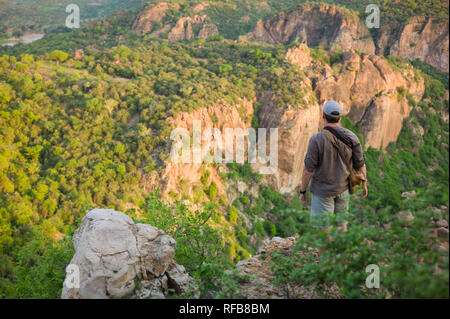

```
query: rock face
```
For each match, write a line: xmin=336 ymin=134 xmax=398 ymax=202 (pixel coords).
xmin=131 ymin=2 xmax=172 ymax=36
xmin=236 ymin=237 xmax=342 ymax=298
xmin=377 ymin=17 xmax=449 ymax=73
xmin=312 ymin=50 xmax=424 ymax=149
xmin=198 ymin=23 xmax=219 ymax=40
xmin=158 ymin=43 xmax=424 ymax=194
xmin=61 ymin=209 xmax=193 ymax=299
xmin=160 ymin=98 xmax=254 ymax=201
xmin=74 ymin=49 xmax=84 ymax=60
xmin=247 ymin=3 xmax=375 ymax=54
xmin=256 ymin=88 xmax=321 ymax=193
xmin=285 ymin=44 xmax=312 ymax=69
xmin=168 ymin=15 xmax=207 ymax=41
xmin=132 ymin=3 xmax=218 ymax=41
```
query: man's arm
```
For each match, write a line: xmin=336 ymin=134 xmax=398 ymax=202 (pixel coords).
xmin=300 ymin=167 xmax=313 ymax=204
xmin=358 ymin=164 xmax=368 ymax=198
xmin=301 ymin=136 xmax=318 ymax=204
xmin=351 ymin=136 xmax=368 ymax=198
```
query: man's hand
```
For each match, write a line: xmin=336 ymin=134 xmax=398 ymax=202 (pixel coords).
xmin=300 ymin=192 xmax=307 ymax=204
xmin=360 ymin=182 xmax=368 ymax=198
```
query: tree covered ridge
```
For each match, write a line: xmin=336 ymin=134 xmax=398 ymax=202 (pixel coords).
xmin=1 ymin=0 xmax=449 ymax=57
xmin=1 ymin=1 xmax=448 ymax=41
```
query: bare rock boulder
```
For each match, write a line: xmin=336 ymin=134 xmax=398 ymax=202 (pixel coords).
xmin=61 ymin=208 xmax=193 ymax=299
xmin=198 ymin=23 xmax=219 ymax=40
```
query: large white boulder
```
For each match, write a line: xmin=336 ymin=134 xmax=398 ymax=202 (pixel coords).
xmin=61 ymin=208 xmax=193 ymax=299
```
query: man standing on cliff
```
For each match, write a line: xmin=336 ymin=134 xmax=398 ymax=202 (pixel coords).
xmin=299 ymin=101 xmax=368 ymax=231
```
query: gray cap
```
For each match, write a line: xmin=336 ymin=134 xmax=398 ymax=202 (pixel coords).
xmin=322 ymin=101 xmax=342 ymax=119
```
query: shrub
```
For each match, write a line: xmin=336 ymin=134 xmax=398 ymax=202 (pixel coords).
xmin=263 ymin=220 xmax=276 ymax=237
xmin=5 ymin=234 xmax=74 ymax=298
xmin=49 ymin=50 xmax=69 ymax=62
xmin=228 ymin=206 xmax=239 ymax=223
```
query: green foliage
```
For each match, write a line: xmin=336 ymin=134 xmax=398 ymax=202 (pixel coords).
xmin=137 ymin=191 xmax=246 ymax=298
xmin=228 ymin=205 xmax=239 ymax=223
xmin=205 ymin=181 xmax=218 ymax=201
xmin=48 ymin=50 xmax=69 ymax=62
xmin=0 ymin=0 xmax=447 ymax=299
xmin=138 ymin=191 xmax=228 ymax=271
xmin=200 ymin=170 xmax=211 ymax=185
xmin=270 ymin=187 xmax=449 ymax=298
xmin=0 ymin=0 xmax=149 ymax=35
xmin=253 ymin=220 xmax=265 ymax=237
xmin=310 ymin=47 xmax=330 ymax=65
xmin=1 ymin=233 xmax=74 ymax=298
xmin=226 ymin=162 xmax=262 ymax=184
xmin=330 ymin=46 xmax=343 ymax=65
xmin=362 ymin=76 xmax=448 ymax=211
xmin=263 ymin=220 xmax=277 ymax=237
xmin=219 ymin=63 xmax=233 ymax=74
xmin=186 ymin=263 xmax=249 ymax=298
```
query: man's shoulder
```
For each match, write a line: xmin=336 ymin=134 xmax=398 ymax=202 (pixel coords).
xmin=309 ymin=131 xmax=326 ymax=143
xmin=311 ymin=127 xmax=360 ymax=144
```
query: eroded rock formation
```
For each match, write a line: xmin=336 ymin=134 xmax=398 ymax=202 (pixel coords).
xmin=256 ymin=87 xmax=321 ymax=193
xmin=168 ymin=15 xmax=207 ymax=41
xmin=377 ymin=17 xmax=449 ymax=73
xmin=161 ymin=98 xmax=254 ymax=202
xmin=247 ymin=3 xmax=375 ymax=54
xmin=131 ymin=2 xmax=173 ymax=36
xmin=198 ymin=23 xmax=219 ymax=40
xmin=131 ymin=2 xmax=218 ymax=41
xmin=61 ymin=209 xmax=193 ymax=299
xmin=312 ymin=51 xmax=424 ymax=149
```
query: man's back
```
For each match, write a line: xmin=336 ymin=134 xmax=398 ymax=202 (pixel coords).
xmin=304 ymin=126 xmax=365 ymax=197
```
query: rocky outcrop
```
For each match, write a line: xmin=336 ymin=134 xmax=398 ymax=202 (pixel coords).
xmin=377 ymin=17 xmax=449 ymax=72
xmin=74 ymin=49 xmax=84 ymax=60
xmin=247 ymin=3 xmax=375 ymax=54
xmin=131 ymin=2 xmax=172 ymax=36
xmin=256 ymin=88 xmax=321 ymax=193
xmin=161 ymin=98 xmax=254 ymax=201
xmin=61 ymin=209 xmax=193 ymax=299
xmin=132 ymin=2 xmax=218 ymax=41
xmin=168 ymin=15 xmax=206 ymax=41
xmin=285 ymin=44 xmax=312 ymax=69
xmin=198 ymin=23 xmax=219 ymax=40
xmin=236 ymin=237 xmax=342 ymax=298
xmin=311 ymin=50 xmax=424 ymax=149
xmin=359 ymin=95 xmax=410 ymax=150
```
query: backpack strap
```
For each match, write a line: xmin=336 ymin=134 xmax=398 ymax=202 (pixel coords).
xmin=323 ymin=126 xmax=353 ymax=149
